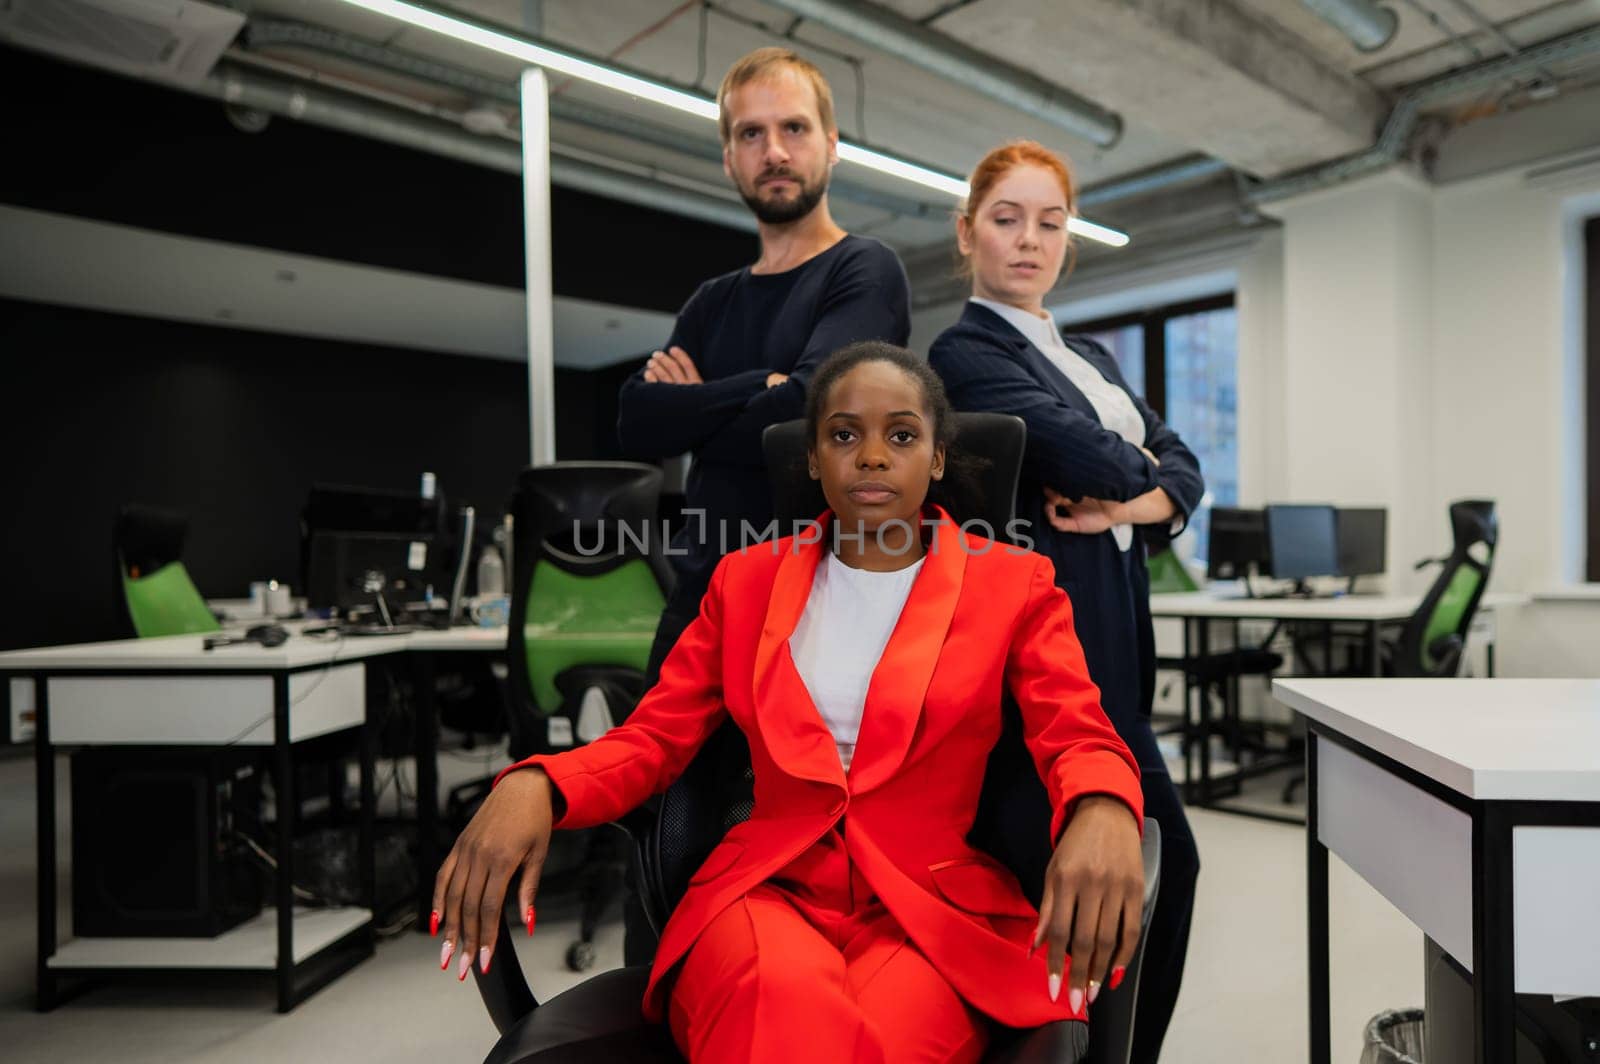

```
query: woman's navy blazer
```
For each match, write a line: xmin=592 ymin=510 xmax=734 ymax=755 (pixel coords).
xmin=930 ymin=301 xmax=1205 ymax=729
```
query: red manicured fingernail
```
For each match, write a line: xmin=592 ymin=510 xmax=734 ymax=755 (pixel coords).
xmin=429 ymin=910 xmax=440 ymax=937
xmin=479 ymin=946 xmax=492 ymax=975
xmin=1110 ymin=966 xmax=1126 ymax=990
xmin=439 ymin=940 xmax=453 ymax=971
xmin=525 ymin=907 xmax=537 ymax=937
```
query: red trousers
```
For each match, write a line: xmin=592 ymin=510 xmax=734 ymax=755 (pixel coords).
xmin=666 ymin=828 xmax=991 ymax=1063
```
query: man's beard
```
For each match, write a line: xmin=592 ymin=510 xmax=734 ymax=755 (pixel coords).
xmin=739 ymin=168 xmax=828 ymax=224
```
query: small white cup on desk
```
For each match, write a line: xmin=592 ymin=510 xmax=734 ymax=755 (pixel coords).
xmin=265 ymin=581 xmax=292 ymax=617
xmin=249 ymin=581 xmax=270 ymax=618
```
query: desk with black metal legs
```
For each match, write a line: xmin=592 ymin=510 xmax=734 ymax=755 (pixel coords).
xmin=1274 ymin=678 xmax=1600 ymax=1064
xmin=0 ymin=632 xmax=408 ymax=1012
xmin=1149 ymin=590 xmax=1525 ymax=822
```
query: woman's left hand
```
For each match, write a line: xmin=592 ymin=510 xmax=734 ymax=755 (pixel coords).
xmin=1042 ymin=486 xmax=1119 ymax=535
xmin=1033 ymin=795 xmax=1144 ymax=1013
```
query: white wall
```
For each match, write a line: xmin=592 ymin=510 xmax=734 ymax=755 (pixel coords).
xmin=1243 ymin=158 xmax=1600 ymax=600
xmin=1428 ymin=169 xmax=1600 ymax=590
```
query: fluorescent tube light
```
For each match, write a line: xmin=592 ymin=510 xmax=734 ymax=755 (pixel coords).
xmin=331 ymin=0 xmax=1130 ymax=247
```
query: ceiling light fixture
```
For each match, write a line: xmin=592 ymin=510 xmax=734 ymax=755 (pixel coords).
xmin=329 ymin=0 xmax=1130 ymax=247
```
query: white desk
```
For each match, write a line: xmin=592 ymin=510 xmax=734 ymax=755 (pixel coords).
xmin=0 ymin=624 xmax=508 ymax=1012
xmin=1148 ymin=588 xmax=1525 ymax=819
xmin=1273 ymin=678 xmax=1600 ymax=1064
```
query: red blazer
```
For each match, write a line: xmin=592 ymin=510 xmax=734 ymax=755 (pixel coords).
xmin=498 ymin=509 xmax=1143 ymax=1027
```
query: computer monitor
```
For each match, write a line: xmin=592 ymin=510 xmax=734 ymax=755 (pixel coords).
xmin=1264 ymin=504 xmax=1339 ymax=584
xmin=1207 ymin=507 xmax=1268 ymax=580
xmin=302 ymin=484 xmax=452 ymax=620
xmin=1336 ymin=507 xmax=1388 ymax=578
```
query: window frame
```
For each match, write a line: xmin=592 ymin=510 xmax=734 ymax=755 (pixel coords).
xmin=1586 ymin=217 xmax=1599 ymax=581
xmin=1058 ymin=292 xmax=1236 ymax=420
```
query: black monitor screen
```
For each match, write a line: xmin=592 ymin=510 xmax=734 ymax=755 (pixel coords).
xmin=1336 ymin=508 xmax=1388 ymax=578
xmin=1208 ymin=507 xmax=1268 ymax=580
xmin=302 ymin=485 xmax=448 ymax=612
xmin=1265 ymin=504 xmax=1339 ymax=581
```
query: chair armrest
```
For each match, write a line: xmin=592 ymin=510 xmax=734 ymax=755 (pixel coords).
xmin=473 ymin=905 xmax=539 ymax=1036
xmin=1426 ymin=634 xmax=1464 ymax=677
xmin=1083 ymin=818 xmax=1161 ymax=1064
xmin=989 ymin=1020 xmax=1091 ymax=1063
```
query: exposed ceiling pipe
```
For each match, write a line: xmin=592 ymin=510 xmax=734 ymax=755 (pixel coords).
xmin=1299 ymin=0 xmax=1399 ymax=52
xmin=197 ymin=63 xmax=759 ymax=232
xmin=242 ymin=18 xmax=944 ymax=219
xmin=1250 ymin=22 xmax=1600 ymax=203
xmin=246 ymin=18 xmax=1235 ymax=216
xmin=1078 ymin=157 xmax=1232 ymax=209
xmin=1437 ymin=0 xmax=1559 ymax=90
xmin=760 ymin=0 xmax=1122 ymax=147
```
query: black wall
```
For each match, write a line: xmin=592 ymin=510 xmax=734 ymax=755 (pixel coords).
xmin=0 ymin=46 xmax=757 ymax=310
xmin=2 ymin=47 xmax=759 ymax=650
xmin=5 ymin=299 xmax=524 ymax=650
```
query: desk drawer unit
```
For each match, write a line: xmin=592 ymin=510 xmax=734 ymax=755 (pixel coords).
xmin=47 ymin=664 xmax=365 ymax=745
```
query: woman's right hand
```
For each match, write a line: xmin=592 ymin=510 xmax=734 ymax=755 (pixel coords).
xmin=432 ymin=767 xmax=556 ymax=981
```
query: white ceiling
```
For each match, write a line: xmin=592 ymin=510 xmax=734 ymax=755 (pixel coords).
xmin=216 ymin=0 xmax=1600 ymax=254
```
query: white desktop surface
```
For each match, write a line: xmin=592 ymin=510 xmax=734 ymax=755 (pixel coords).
xmin=1274 ymin=678 xmax=1600 ymax=802
xmin=0 ymin=626 xmax=507 ymax=671
xmin=1533 ymin=584 xmax=1600 ymax=602
xmin=0 ymin=631 xmax=410 ymax=671
xmin=1150 ymin=587 xmax=1527 ymax=620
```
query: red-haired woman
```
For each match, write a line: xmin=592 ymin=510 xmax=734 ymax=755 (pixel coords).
xmin=930 ymin=141 xmax=1205 ymax=1064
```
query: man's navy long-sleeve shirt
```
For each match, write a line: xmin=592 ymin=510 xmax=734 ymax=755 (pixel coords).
xmin=617 ymin=234 xmax=910 ymax=615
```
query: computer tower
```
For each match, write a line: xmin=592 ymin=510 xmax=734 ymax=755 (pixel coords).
xmin=72 ymin=747 xmax=264 ymax=937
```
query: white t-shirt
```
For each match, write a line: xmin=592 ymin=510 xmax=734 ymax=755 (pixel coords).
xmin=788 ymin=552 xmax=924 ymax=772
xmin=971 ymin=297 xmax=1146 ymax=552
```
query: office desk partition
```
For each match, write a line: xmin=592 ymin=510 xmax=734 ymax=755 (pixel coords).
xmin=1273 ymin=678 xmax=1600 ymax=1064
xmin=1148 ymin=589 xmax=1526 ymax=820
xmin=0 ymin=625 xmax=507 ymax=1012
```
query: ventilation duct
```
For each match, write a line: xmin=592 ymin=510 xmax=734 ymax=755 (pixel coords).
xmin=0 ymin=0 xmax=244 ymax=85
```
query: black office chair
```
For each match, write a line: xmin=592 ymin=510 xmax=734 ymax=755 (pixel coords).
xmin=450 ymin=462 xmax=672 ymax=971
xmin=114 ymin=503 xmax=222 ymax=637
xmin=1387 ymin=499 xmax=1497 ymax=678
xmin=470 ymin=413 xmax=1160 ymax=1064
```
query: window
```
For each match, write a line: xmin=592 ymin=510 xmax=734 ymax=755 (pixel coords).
xmin=1065 ymin=295 xmax=1238 ymax=563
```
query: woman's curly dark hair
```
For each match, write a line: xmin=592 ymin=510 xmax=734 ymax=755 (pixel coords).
xmin=803 ymin=341 xmax=987 ymax=516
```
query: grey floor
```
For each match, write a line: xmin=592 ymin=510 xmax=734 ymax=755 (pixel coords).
xmin=0 ymin=745 xmax=1420 ymax=1063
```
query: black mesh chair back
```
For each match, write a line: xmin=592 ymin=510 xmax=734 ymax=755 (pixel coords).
xmin=504 ymin=462 xmax=669 ymax=761
xmin=1391 ymin=499 xmax=1497 ymax=677
xmin=758 ymin=411 xmax=1027 ymax=538
xmin=115 ymin=503 xmax=189 ymax=578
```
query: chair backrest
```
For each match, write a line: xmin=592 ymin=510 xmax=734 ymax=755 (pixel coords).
xmin=505 ymin=463 xmax=670 ymax=756
xmin=1392 ymin=500 xmax=1497 ymax=677
xmin=115 ymin=504 xmax=220 ymax=637
xmin=759 ymin=411 xmax=1028 ymax=538
xmin=644 ymin=412 xmax=1028 ymax=921
xmin=1146 ymin=547 xmax=1198 ymax=594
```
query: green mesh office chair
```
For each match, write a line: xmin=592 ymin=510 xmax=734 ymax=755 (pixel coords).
xmin=1388 ymin=499 xmax=1497 ymax=677
xmin=503 ymin=462 xmax=671 ymax=970
xmin=115 ymin=504 xmax=220 ymax=638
